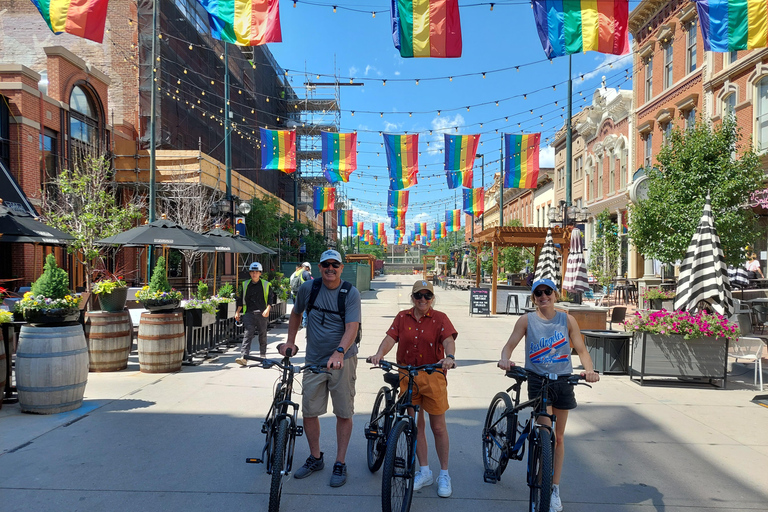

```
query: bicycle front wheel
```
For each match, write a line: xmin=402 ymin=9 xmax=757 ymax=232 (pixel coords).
xmin=528 ymin=426 xmax=553 ymax=512
xmin=381 ymin=419 xmax=415 ymax=512
xmin=482 ymin=392 xmax=514 ymax=482
xmin=269 ymin=417 xmax=290 ymax=512
xmin=367 ymin=386 xmax=393 ymax=472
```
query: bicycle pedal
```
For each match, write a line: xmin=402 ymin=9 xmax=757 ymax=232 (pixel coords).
xmin=294 ymin=425 xmax=304 ymax=436
xmin=246 ymin=458 xmax=263 ymax=464
xmin=364 ymin=427 xmax=379 ymax=440
xmin=483 ymin=469 xmax=499 ymax=484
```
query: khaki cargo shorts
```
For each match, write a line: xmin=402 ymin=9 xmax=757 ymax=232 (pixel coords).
xmin=302 ymin=356 xmax=357 ymax=418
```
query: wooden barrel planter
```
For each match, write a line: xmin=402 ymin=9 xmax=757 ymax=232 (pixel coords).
xmin=84 ymin=311 xmax=133 ymax=372
xmin=0 ymin=338 xmax=6 ymax=411
xmin=16 ymin=324 xmax=89 ymax=414
xmin=137 ymin=311 xmax=184 ymax=373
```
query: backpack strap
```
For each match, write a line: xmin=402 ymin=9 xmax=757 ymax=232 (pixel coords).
xmin=337 ymin=281 xmax=352 ymax=325
xmin=306 ymin=278 xmax=324 ymax=316
xmin=306 ymin=280 xmax=353 ymax=321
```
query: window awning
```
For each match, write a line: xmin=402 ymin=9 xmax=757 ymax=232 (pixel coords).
xmin=0 ymin=160 xmax=37 ymax=216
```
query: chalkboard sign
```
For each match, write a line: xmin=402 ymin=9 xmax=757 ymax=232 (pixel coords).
xmin=469 ymin=287 xmax=490 ymax=316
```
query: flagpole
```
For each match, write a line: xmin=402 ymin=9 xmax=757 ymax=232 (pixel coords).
xmin=566 ymin=54 xmax=573 ymax=209
xmin=147 ymin=0 xmax=159 ymax=280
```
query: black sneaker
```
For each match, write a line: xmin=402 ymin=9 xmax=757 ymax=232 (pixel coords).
xmin=329 ymin=461 xmax=347 ymax=487
xmin=294 ymin=453 xmax=324 ymax=479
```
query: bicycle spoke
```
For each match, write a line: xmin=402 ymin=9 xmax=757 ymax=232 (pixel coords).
xmin=483 ymin=392 xmax=513 ymax=482
xmin=382 ymin=420 xmax=415 ymax=512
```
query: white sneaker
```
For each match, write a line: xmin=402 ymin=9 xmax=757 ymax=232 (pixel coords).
xmin=413 ymin=470 xmax=433 ymax=491
xmin=436 ymin=474 xmax=452 ymax=498
xmin=550 ymin=485 xmax=563 ymax=512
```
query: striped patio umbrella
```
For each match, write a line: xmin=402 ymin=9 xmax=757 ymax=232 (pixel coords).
xmin=534 ymin=229 xmax=561 ymax=288
xmin=674 ymin=194 xmax=733 ymax=316
xmin=563 ymin=228 xmax=589 ymax=293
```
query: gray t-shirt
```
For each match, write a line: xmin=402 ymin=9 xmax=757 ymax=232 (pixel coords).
xmin=294 ymin=279 xmax=361 ymax=365
xmin=524 ymin=311 xmax=573 ymax=376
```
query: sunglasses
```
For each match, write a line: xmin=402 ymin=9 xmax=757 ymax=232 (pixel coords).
xmin=413 ymin=292 xmax=434 ymax=300
xmin=534 ymin=288 xmax=553 ymax=297
xmin=320 ymin=261 xmax=341 ymax=269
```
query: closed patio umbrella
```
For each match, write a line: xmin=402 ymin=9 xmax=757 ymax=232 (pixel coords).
xmin=203 ymin=228 xmax=265 ymax=293
xmin=96 ymin=218 xmax=218 ymax=251
xmin=534 ymin=229 xmax=562 ymax=288
xmin=674 ymin=194 xmax=733 ymax=317
xmin=563 ymin=227 xmax=589 ymax=294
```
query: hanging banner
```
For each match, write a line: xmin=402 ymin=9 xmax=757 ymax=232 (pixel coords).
xmin=384 ymin=133 xmax=419 ymax=189
xmin=322 ymin=131 xmax=357 ymax=183
xmin=444 ymin=134 xmax=480 ymax=189
xmin=260 ymin=128 xmax=296 ymax=172
xmin=504 ymin=133 xmax=541 ymax=189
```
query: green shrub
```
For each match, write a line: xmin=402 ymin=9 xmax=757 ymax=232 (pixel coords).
xmin=31 ymin=254 xmax=71 ymax=300
xmin=217 ymin=283 xmax=234 ymax=298
xmin=196 ymin=281 xmax=209 ymax=300
xmin=149 ymin=256 xmax=171 ymax=293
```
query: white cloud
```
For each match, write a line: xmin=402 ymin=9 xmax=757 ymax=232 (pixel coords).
xmin=394 ymin=71 xmax=401 ymax=76
xmin=427 ymin=114 xmax=465 ymax=155
xmin=364 ymin=65 xmax=383 ymax=77
xmin=383 ymin=121 xmax=401 ymax=133
xmin=349 ymin=66 xmax=359 ymax=77
xmin=540 ymin=145 xmax=555 ymax=168
xmin=579 ymin=54 xmax=632 ymax=83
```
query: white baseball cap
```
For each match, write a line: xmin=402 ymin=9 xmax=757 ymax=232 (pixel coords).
xmin=302 ymin=262 xmax=311 ymax=269
xmin=319 ymin=250 xmax=342 ymax=263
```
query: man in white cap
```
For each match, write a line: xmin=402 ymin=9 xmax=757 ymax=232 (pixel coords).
xmin=235 ymin=262 xmax=274 ymax=364
xmin=281 ymin=249 xmax=361 ymax=488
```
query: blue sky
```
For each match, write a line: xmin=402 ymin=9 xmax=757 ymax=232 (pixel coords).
xmin=269 ymin=1 xmax=633 ymax=240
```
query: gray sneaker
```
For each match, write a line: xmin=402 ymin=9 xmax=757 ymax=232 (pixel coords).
xmin=294 ymin=453 xmax=324 ymax=479
xmin=329 ymin=461 xmax=347 ymax=487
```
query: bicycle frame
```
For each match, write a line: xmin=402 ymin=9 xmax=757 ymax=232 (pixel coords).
xmin=259 ymin=359 xmax=302 ymax=475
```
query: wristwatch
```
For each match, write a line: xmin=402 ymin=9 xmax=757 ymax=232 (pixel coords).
xmin=446 ymin=354 xmax=455 ymax=360
xmin=336 ymin=347 xmax=345 ymax=354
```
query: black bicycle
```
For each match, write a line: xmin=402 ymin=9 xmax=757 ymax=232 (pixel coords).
xmin=243 ymin=347 xmax=327 ymax=512
xmin=481 ymin=367 xmax=593 ymax=512
xmin=365 ymin=359 xmax=447 ymax=512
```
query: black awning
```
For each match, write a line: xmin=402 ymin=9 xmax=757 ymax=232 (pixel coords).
xmin=0 ymin=160 xmax=38 ymax=216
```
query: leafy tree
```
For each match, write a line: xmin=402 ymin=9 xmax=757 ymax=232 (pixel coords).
xmin=589 ymin=210 xmax=621 ymax=288
xmin=43 ymin=154 xmax=142 ymax=294
xmin=628 ymin=117 xmax=763 ymax=266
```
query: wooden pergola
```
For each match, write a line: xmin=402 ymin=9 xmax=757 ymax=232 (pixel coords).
xmin=470 ymin=226 xmax=572 ymax=314
xmin=345 ymin=253 xmax=376 ymax=280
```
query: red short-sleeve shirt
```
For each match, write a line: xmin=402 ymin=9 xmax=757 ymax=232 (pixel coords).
xmin=387 ymin=308 xmax=458 ymax=366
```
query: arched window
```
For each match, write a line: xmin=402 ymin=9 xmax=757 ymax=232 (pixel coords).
xmin=756 ymin=77 xmax=768 ymax=153
xmin=723 ymin=92 xmax=736 ymax=119
xmin=69 ymin=85 xmax=101 ymax=152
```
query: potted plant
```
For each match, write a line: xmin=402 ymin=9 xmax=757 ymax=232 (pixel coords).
xmin=266 ymin=271 xmax=289 ymax=323
xmin=642 ymin=288 xmax=676 ymax=311
xmin=135 ymin=257 xmax=182 ymax=312
xmin=93 ymin=274 xmax=128 ymax=312
xmin=624 ymin=309 xmax=739 ymax=386
xmin=0 ymin=310 xmax=11 ymax=325
xmin=212 ymin=283 xmax=236 ymax=320
xmin=17 ymin=254 xmax=81 ymax=325
xmin=184 ymin=281 xmax=216 ymax=327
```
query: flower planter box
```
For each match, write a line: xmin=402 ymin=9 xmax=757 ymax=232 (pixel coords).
xmin=582 ymin=330 xmax=632 ymax=374
xmin=141 ymin=299 xmax=180 ymax=313
xmin=649 ymin=299 xmax=674 ymax=310
xmin=185 ymin=309 xmax=216 ymax=328
xmin=24 ymin=308 xmax=80 ymax=326
xmin=630 ymin=332 xmax=729 ymax=388
xmin=216 ymin=302 xmax=235 ymax=320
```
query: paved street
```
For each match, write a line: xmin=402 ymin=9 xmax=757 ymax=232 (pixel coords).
xmin=1 ymin=274 xmax=767 ymax=511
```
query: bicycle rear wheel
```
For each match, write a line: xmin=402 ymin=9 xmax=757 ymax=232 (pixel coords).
xmin=269 ymin=417 xmax=290 ymax=512
xmin=528 ymin=426 xmax=553 ymax=512
xmin=381 ymin=419 xmax=415 ymax=512
xmin=367 ymin=386 xmax=393 ymax=472
xmin=482 ymin=392 xmax=514 ymax=482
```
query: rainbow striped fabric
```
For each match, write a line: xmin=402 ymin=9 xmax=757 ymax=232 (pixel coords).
xmin=504 ymin=133 xmax=541 ymax=188
xmin=532 ymin=0 xmax=629 ymax=59
xmin=463 ymin=188 xmax=484 ymax=216
xmin=444 ymin=134 xmax=480 ymax=189
xmin=312 ymin=187 xmax=335 ymax=215
xmin=414 ymin=222 xmax=423 ymax=236
xmin=695 ymin=0 xmax=768 ymax=51
xmin=429 ymin=229 xmax=436 ymax=242
xmin=391 ymin=0 xmax=462 ymax=58
xmin=260 ymin=128 xmax=296 ymax=172
xmin=420 ymin=222 xmax=427 ymax=237
xmin=384 ymin=134 xmax=419 ymax=189
xmin=31 ymin=0 xmax=109 ymax=43
xmin=197 ymin=0 xmax=282 ymax=46
xmin=391 ymin=212 xmax=406 ymax=230
xmin=338 ymin=210 xmax=353 ymax=227
xmin=322 ymin=131 xmax=357 ymax=183
xmin=446 ymin=209 xmax=461 ymax=232
xmin=387 ymin=190 xmax=410 ymax=216
xmin=434 ymin=223 xmax=442 ymax=239
xmin=440 ymin=221 xmax=448 ymax=239
xmin=353 ymin=221 xmax=364 ymax=238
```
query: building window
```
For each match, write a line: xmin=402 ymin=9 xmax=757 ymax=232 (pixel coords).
xmin=662 ymin=122 xmax=672 ymax=143
xmin=685 ymin=108 xmax=697 ymax=130
xmin=644 ymin=132 xmax=653 ymax=167
xmin=609 ymin=154 xmax=615 ymax=194
xmin=0 ymin=95 xmax=9 ymax=167
xmin=597 ymin=157 xmax=603 ymax=199
xmin=687 ymin=20 xmax=697 ymax=73
xmin=757 ymin=77 xmax=768 ymax=153
xmin=574 ymin=155 xmax=583 ymax=180
xmin=645 ymin=56 xmax=653 ymax=101
xmin=727 ymin=50 xmax=739 ymax=65
xmin=723 ymin=92 xmax=736 ymax=119
xmin=664 ymin=43 xmax=674 ymax=89
xmin=620 ymin=147 xmax=628 ymax=190
xmin=69 ymin=85 xmax=100 ymax=152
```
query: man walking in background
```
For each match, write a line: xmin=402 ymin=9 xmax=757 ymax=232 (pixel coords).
xmin=235 ymin=262 xmax=274 ymax=364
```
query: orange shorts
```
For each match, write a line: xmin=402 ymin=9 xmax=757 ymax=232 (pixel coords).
xmin=398 ymin=369 xmax=449 ymax=415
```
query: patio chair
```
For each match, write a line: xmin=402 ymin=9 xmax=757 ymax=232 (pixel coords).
xmin=729 ymin=337 xmax=766 ymax=391
xmin=609 ymin=307 xmax=627 ymax=330
xmin=583 ymin=288 xmax=605 ymax=306
xmin=750 ymin=305 xmax=768 ymax=334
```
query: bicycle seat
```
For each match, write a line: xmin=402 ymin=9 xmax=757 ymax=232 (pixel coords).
xmin=383 ymin=372 xmax=401 ymax=388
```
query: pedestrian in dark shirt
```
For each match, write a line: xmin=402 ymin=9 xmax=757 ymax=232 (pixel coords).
xmin=235 ymin=262 xmax=274 ymax=364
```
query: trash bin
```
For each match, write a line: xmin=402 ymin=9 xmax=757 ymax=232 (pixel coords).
xmin=581 ymin=330 xmax=632 ymax=374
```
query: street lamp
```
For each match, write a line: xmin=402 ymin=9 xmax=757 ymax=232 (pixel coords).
xmin=476 ymin=153 xmax=485 ymax=231
xmin=548 ymin=200 xmax=589 ymax=228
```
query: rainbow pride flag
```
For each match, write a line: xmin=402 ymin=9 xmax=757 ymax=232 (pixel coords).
xmin=391 ymin=0 xmax=462 ymax=58
xmin=338 ymin=210 xmax=353 ymax=227
xmin=504 ymin=133 xmax=541 ymax=188
xmin=420 ymin=222 xmax=427 ymax=237
xmin=444 ymin=134 xmax=480 ymax=189
xmin=387 ymin=190 xmax=410 ymax=216
xmin=31 ymin=0 xmax=109 ymax=43
xmin=197 ymin=0 xmax=282 ymax=46
xmin=391 ymin=212 xmax=406 ymax=230
xmin=384 ymin=134 xmax=419 ymax=190
xmin=695 ymin=0 xmax=768 ymax=51
xmin=463 ymin=188 xmax=484 ymax=217
xmin=429 ymin=229 xmax=436 ymax=243
xmin=440 ymin=221 xmax=448 ymax=238
xmin=532 ymin=0 xmax=629 ymax=59
xmin=260 ymin=128 xmax=296 ymax=172
xmin=312 ymin=187 xmax=335 ymax=215
xmin=434 ymin=223 xmax=442 ymax=239
xmin=353 ymin=221 xmax=364 ymax=238
xmin=446 ymin=209 xmax=461 ymax=232
xmin=322 ymin=131 xmax=357 ymax=183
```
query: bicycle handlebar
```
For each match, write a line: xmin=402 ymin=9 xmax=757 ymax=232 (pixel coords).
xmin=504 ymin=366 xmax=595 ymax=387
xmin=366 ymin=358 xmax=446 ymax=375
xmin=250 ymin=355 xmax=328 ymax=375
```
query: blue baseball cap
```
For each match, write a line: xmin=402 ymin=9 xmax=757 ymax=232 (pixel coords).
xmin=531 ymin=278 xmax=557 ymax=293
xmin=248 ymin=262 xmax=263 ymax=272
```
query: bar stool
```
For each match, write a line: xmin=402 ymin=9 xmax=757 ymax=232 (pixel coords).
xmin=505 ymin=294 xmax=519 ymax=315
